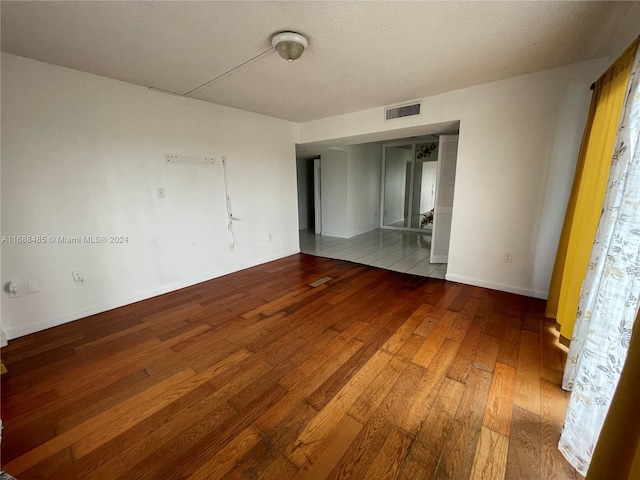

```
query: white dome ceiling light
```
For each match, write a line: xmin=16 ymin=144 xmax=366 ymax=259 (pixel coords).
xmin=271 ymin=32 xmax=309 ymax=63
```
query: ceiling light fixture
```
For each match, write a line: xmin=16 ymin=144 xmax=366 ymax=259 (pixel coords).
xmin=271 ymin=32 xmax=309 ymax=63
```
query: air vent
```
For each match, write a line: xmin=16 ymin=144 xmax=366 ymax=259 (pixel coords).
xmin=385 ymin=102 xmax=422 ymax=121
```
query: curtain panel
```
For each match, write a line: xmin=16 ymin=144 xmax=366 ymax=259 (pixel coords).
xmin=559 ymin=39 xmax=640 ymax=476
xmin=546 ymin=39 xmax=639 ymax=342
xmin=585 ymin=308 xmax=640 ymax=480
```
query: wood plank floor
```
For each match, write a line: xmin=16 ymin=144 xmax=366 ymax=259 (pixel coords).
xmin=1 ymin=254 xmax=581 ymax=479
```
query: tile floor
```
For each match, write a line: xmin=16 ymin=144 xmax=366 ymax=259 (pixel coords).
xmin=299 ymin=228 xmax=447 ymax=279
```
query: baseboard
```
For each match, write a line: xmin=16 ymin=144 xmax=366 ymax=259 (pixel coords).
xmin=444 ymin=272 xmax=548 ymax=300
xmin=5 ymin=249 xmax=300 ymax=340
xmin=318 ymin=232 xmax=346 ymax=239
xmin=320 ymin=227 xmax=380 ymax=240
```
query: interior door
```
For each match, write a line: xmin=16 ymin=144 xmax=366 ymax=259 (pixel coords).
xmin=430 ymin=135 xmax=459 ymax=264
xmin=313 ymin=158 xmax=322 ymax=234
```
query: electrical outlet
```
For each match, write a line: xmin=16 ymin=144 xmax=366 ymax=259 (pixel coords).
xmin=504 ymin=253 xmax=513 ymax=263
xmin=268 ymin=233 xmax=272 ymax=242
xmin=72 ymin=271 xmax=84 ymax=282
xmin=157 ymin=187 xmax=165 ymax=199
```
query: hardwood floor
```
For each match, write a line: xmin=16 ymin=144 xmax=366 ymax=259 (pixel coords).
xmin=1 ymin=254 xmax=580 ymax=479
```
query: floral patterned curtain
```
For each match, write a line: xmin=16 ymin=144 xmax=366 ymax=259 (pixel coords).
xmin=559 ymin=43 xmax=640 ymax=476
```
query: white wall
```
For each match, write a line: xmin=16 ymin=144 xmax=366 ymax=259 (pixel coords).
xmin=300 ymin=58 xmax=608 ymax=298
xmin=1 ymin=53 xmax=300 ymax=339
xmin=318 ymin=145 xmax=381 ymax=238
xmin=319 ymin=149 xmax=348 ymax=237
xmin=346 ymin=144 xmax=381 ymax=237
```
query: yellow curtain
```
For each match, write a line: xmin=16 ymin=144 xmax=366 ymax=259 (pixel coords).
xmin=586 ymin=308 xmax=640 ymax=480
xmin=546 ymin=37 xmax=639 ymax=341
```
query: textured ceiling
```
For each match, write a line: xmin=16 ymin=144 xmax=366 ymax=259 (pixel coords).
xmin=2 ymin=1 xmax=639 ymax=123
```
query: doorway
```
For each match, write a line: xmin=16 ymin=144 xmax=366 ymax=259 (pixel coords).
xmin=295 ymin=122 xmax=460 ymax=279
xmin=380 ymin=135 xmax=458 ymax=264
xmin=381 ymin=139 xmax=439 ymax=231
xmin=296 ymin=156 xmax=319 ymax=233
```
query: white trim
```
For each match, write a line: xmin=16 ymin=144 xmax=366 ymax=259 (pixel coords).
xmin=316 ymin=228 xmax=386 ymax=240
xmin=318 ymin=232 xmax=348 ymax=239
xmin=445 ymin=272 xmax=547 ymax=300
xmin=5 ymin=249 xmax=300 ymax=340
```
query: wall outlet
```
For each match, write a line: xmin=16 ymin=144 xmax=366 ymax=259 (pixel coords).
xmin=72 ymin=271 xmax=84 ymax=282
xmin=157 ymin=187 xmax=165 ymax=199
xmin=268 ymin=233 xmax=272 ymax=242
xmin=504 ymin=253 xmax=513 ymax=263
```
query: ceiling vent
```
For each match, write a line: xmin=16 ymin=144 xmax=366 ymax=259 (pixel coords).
xmin=385 ymin=101 xmax=422 ymax=121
